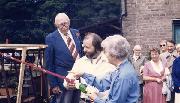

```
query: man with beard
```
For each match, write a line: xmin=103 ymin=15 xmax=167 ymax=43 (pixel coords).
xmin=72 ymin=35 xmax=139 ymax=103
xmin=64 ymin=33 xmax=115 ymax=103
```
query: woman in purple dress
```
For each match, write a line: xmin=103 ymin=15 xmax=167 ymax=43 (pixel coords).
xmin=143 ymin=48 xmax=166 ymax=103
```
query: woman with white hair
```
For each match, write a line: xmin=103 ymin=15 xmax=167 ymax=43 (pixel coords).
xmin=73 ymin=35 xmax=139 ymax=103
xmin=176 ymin=44 xmax=180 ymax=56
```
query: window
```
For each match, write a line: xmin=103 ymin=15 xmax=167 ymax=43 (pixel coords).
xmin=173 ymin=19 xmax=180 ymax=43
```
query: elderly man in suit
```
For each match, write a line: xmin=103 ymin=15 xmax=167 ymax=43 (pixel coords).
xmin=130 ymin=45 xmax=146 ymax=102
xmin=45 ymin=13 xmax=83 ymax=103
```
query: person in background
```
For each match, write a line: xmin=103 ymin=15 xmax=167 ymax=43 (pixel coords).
xmin=159 ymin=40 xmax=167 ymax=54
xmin=73 ymin=35 xmax=139 ymax=103
xmin=64 ymin=33 xmax=115 ymax=103
xmin=130 ymin=45 xmax=147 ymax=102
xmin=160 ymin=40 xmax=178 ymax=103
xmin=143 ymin=48 xmax=167 ymax=103
xmin=45 ymin=13 xmax=83 ymax=103
xmin=172 ymin=44 xmax=180 ymax=103
xmin=161 ymin=40 xmax=178 ymax=72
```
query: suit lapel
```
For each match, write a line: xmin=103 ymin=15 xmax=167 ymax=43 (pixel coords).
xmin=54 ymin=29 xmax=81 ymax=57
xmin=54 ymin=30 xmax=72 ymax=55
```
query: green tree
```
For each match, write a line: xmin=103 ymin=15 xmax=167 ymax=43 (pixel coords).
xmin=0 ymin=0 xmax=121 ymax=43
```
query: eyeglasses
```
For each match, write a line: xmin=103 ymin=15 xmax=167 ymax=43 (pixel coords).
xmin=58 ymin=22 xmax=69 ymax=26
xmin=134 ymin=49 xmax=141 ymax=51
xmin=160 ymin=44 xmax=166 ymax=47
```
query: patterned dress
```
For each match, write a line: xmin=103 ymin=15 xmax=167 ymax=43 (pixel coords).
xmin=143 ymin=60 xmax=166 ymax=103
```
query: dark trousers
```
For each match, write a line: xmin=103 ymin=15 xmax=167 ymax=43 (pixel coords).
xmin=167 ymin=91 xmax=175 ymax=103
xmin=50 ymin=89 xmax=81 ymax=103
xmin=139 ymin=84 xmax=143 ymax=102
xmin=79 ymin=98 xmax=92 ymax=103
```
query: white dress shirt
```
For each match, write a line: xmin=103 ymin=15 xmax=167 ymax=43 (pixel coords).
xmin=64 ymin=52 xmax=116 ymax=99
xmin=57 ymin=29 xmax=76 ymax=47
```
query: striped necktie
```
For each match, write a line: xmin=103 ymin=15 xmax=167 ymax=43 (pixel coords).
xmin=65 ymin=34 xmax=79 ymax=60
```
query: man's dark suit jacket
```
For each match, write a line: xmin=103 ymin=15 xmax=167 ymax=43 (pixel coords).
xmin=172 ymin=56 xmax=180 ymax=93
xmin=45 ymin=28 xmax=83 ymax=90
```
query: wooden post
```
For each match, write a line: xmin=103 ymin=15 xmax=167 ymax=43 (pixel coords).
xmin=0 ymin=44 xmax=47 ymax=103
xmin=16 ymin=47 xmax=27 ymax=103
xmin=5 ymin=38 xmax=9 ymax=44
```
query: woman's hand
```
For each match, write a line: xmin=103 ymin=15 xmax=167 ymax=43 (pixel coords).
xmin=140 ymin=66 xmax=144 ymax=76
xmin=87 ymin=92 xmax=98 ymax=102
xmin=161 ymin=76 xmax=166 ymax=81
xmin=156 ymin=78 xmax=162 ymax=83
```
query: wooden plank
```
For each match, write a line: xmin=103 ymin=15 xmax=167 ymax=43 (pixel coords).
xmin=0 ymin=44 xmax=48 ymax=103
xmin=0 ymin=44 xmax=47 ymax=49
xmin=0 ymin=88 xmax=16 ymax=97
xmin=16 ymin=47 xmax=27 ymax=103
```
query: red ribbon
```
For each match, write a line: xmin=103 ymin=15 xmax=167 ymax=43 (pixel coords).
xmin=0 ymin=52 xmax=74 ymax=83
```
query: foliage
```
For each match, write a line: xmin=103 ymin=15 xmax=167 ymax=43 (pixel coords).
xmin=0 ymin=0 xmax=121 ymax=44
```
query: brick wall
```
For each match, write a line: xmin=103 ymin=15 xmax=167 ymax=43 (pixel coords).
xmin=122 ymin=0 xmax=180 ymax=54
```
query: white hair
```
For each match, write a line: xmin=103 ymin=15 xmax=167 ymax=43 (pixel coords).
xmin=101 ymin=35 xmax=130 ymax=60
xmin=176 ymin=44 xmax=180 ymax=49
xmin=160 ymin=40 xmax=167 ymax=44
xmin=133 ymin=45 xmax=142 ymax=50
xmin=54 ymin=13 xmax=70 ymax=26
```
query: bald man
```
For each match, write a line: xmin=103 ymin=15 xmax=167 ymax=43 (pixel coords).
xmin=130 ymin=45 xmax=147 ymax=102
xmin=45 ymin=13 xmax=83 ymax=103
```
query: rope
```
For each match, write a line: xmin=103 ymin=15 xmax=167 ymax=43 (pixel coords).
xmin=0 ymin=52 xmax=74 ymax=83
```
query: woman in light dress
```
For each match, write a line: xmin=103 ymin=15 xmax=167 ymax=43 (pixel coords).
xmin=143 ymin=48 xmax=168 ymax=103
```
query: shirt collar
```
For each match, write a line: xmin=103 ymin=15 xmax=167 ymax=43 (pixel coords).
xmin=133 ymin=54 xmax=141 ymax=61
xmin=84 ymin=52 xmax=106 ymax=64
xmin=57 ymin=29 xmax=71 ymax=36
xmin=117 ymin=59 xmax=128 ymax=69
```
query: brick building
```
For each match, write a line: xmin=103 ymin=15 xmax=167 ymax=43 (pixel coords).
xmin=122 ymin=0 xmax=180 ymax=53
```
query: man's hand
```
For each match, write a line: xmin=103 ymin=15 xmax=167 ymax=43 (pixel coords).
xmin=66 ymin=81 xmax=76 ymax=90
xmin=52 ymin=86 xmax=61 ymax=94
xmin=68 ymin=71 xmax=84 ymax=79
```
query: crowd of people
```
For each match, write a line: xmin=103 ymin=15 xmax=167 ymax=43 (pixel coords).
xmin=45 ymin=12 xmax=180 ymax=103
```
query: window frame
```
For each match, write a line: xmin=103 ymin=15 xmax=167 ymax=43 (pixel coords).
xmin=172 ymin=19 xmax=180 ymax=44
